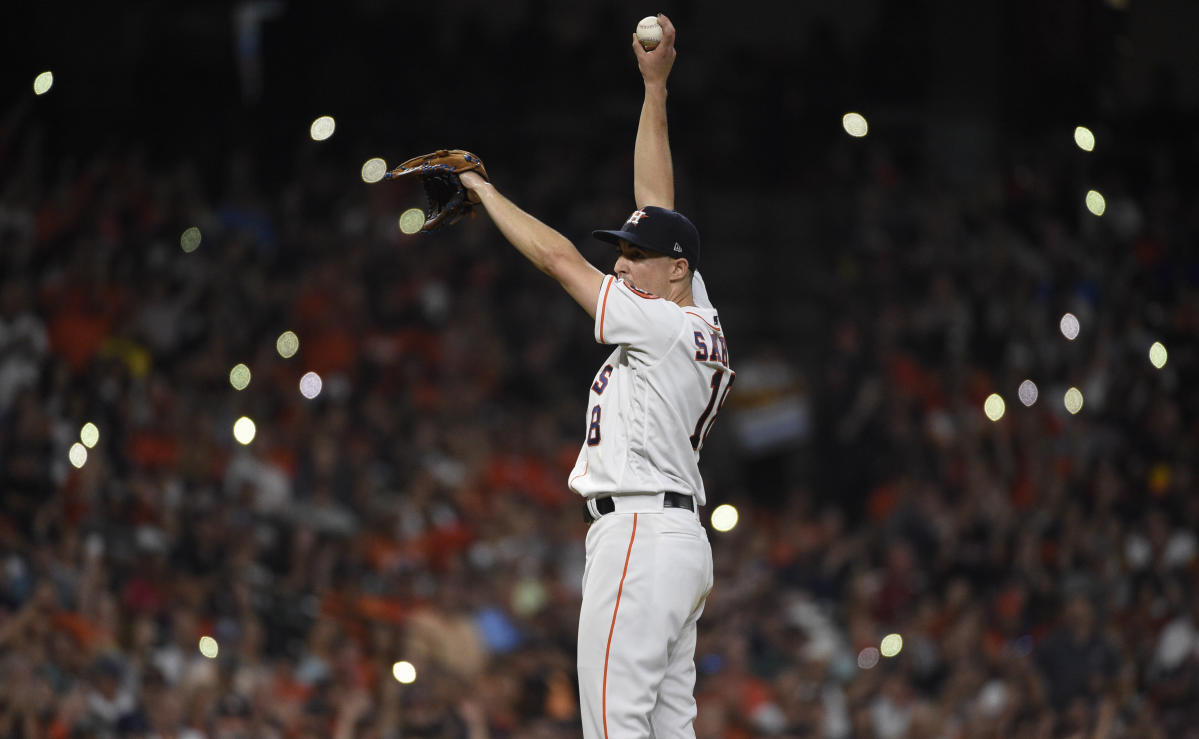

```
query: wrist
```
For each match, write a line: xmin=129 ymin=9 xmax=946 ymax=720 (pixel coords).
xmin=469 ymin=181 xmax=496 ymax=199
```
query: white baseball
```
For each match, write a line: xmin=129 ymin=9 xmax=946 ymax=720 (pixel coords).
xmin=636 ymin=16 xmax=662 ymax=50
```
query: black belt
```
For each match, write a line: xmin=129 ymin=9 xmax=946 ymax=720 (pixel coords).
xmin=583 ymin=492 xmax=695 ymax=523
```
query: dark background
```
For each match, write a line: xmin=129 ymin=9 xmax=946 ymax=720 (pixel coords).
xmin=1 ymin=1 xmax=1197 ymax=737
xmin=5 ymin=0 xmax=1198 ymax=342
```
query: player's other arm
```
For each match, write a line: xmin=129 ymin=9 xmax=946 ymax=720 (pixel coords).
xmin=632 ymin=13 xmax=677 ymax=211
xmin=461 ymin=172 xmax=605 ymax=318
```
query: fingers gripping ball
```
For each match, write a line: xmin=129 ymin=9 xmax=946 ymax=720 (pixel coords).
xmin=382 ymin=149 xmax=489 ymax=233
xmin=636 ymin=16 xmax=662 ymax=50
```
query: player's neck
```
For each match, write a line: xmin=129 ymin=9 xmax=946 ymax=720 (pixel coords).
xmin=670 ymin=286 xmax=695 ymax=308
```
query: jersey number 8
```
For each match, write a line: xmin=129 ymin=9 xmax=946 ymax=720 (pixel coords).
xmin=586 ymin=369 xmax=734 ymax=451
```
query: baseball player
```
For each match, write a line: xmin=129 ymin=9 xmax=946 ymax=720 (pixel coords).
xmin=459 ymin=15 xmax=731 ymax=737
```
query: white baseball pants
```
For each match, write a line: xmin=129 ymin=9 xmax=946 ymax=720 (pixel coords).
xmin=578 ymin=502 xmax=714 ymax=739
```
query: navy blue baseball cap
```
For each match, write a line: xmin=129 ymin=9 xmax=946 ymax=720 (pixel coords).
xmin=593 ymin=206 xmax=700 ymax=270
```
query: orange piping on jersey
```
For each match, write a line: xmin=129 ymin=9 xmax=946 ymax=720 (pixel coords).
xmin=685 ymin=311 xmax=722 ymax=332
xmin=625 ymin=284 xmax=661 ymax=300
xmin=599 ymin=278 xmax=615 ymax=343
xmin=603 ymin=513 xmax=638 ymax=739
xmin=569 ymin=461 xmax=589 ymax=487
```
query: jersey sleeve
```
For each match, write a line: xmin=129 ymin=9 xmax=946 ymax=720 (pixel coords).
xmin=593 ymin=275 xmax=684 ymax=355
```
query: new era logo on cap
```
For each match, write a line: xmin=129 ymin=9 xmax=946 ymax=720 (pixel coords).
xmin=673 ymin=242 xmax=683 ymax=253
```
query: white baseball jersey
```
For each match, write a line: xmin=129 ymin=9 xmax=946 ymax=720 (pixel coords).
xmin=568 ymin=275 xmax=734 ymax=506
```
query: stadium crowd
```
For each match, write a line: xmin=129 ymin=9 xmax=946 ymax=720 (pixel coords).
xmin=2 ymin=20 xmax=1198 ymax=739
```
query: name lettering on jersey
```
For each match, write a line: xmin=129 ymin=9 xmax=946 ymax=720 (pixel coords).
xmin=709 ymin=333 xmax=721 ymax=365
xmin=591 ymin=364 xmax=613 ymax=395
xmin=690 ymin=328 xmax=724 ymax=367
xmin=693 ymin=329 xmax=729 ymax=367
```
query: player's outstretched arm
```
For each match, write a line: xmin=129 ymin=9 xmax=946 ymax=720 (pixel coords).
xmin=632 ymin=13 xmax=677 ymax=211
xmin=461 ymin=172 xmax=604 ymax=318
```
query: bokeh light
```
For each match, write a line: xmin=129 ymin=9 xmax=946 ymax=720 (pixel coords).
xmin=361 ymin=157 xmax=387 ymax=183
xmin=233 ymin=417 xmax=257 ymax=445
xmin=80 ymin=422 xmax=100 ymax=448
xmin=1018 ymin=380 xmax=1039 ymax=407
xmin=1074 ymin=126 xmax=1095 ymax=152
xmin=299 ymin=371 xmax=323 ymax=399
xmin=842 ymin=112 xmax=868 ymax=138
xmin=983 ymin=393 xmax=1005 ymax=422
xmin=309 ymin=115 xmax=336 ymax=141
xmin=857 ymin=647 xmax=880 ymax=670
xmin=1085 ymin=190 xmax=1106 ymax=216
xmin=68 ymin=443 xmax=88 ymax=469
xmin=880 ymin=633 xmax=904 ymax=658
xmin=198 ymin=636 xmax=219 ymax=659
xmin=392 ymin=661 xmax=417 ymax=684
xmin=276 ymin=331 xmax=299 ymax=358
xmin=1059 ymin=313 xmax=1080 ymax=340
xmin=33 ymin=71 xmax=53 ymax=95
xmin=180 ymin=226 xmax=202 ymax=253
xmin=399 ymin=208 xmax=427 ymax=234
xmin=1149 ymin=342 xmax=1167 ymax=369
xmin=1064 ymin=387 xmax=1084 ymax=415
xmin=710 ymin=504 xmax=739 ymax=532
xmin=229 ymin=363 xmax=251 ymax=390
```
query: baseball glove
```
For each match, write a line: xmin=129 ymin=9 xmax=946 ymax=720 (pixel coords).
xmin=384 ymin=149 xmax=489 ymax=233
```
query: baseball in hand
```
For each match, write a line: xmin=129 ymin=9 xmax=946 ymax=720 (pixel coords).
xmin=636 ymin=16 xmax=662 ymax=50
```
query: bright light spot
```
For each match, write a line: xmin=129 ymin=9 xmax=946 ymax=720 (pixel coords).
xmin=710 ymin=504 xmax=739 ymax=532
xmin=80 ymin=422 xmax=100 ymax=448
xmin=309 ymin=115 xmax=336 ymax=141
xmin=33 ymin=71 xmax=53 ymax=95
xmin=857 ymin=647 xmax=880 ymax=670
xmin=1149 ymin=341 xmax=1167 ymax=369
xmin=1018 ymin=380 xmax=1039 ymax=407
xmin=880 ymin=633 xmax=904 ymax=658
xmin=233 ymin=417 xmax=257 ymax=445
xmin=1064 ymin=387 xmax=1084 ymax=415
xmin=1074 ymin=126 xmax=1095 ymax=152
xmin=1085 ymin=190 xmax=1106 ymax=216
xmin=399 ymin=208 xmax=427 ymax=234
xmin=180 ymin=226 xmax=202 ymax=253
xmin=299 ymin=371 xmax=323 ymax=399
xmin=842 ymin=112 xmax=868 ymax=138
xmin=198 ymin=636 xmax=219 ymax=659
xmin=361 ymin=157 xmax=387 ymax=183
xmin=229 ymin=363 xmax=252 ymax=391
xmin=68 ymin=443 xmax=88 ymax=469
xmin=276 ymin=331 xmax=299 ymax=359
xmin=1059 ymin=313 xmax=1080 ymax=340
xmin=983 ymin=393 xmax=1006 ymax=422
xmin=392 ymin=661 xmax=417 ymax=684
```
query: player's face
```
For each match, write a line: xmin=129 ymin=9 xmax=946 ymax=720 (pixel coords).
xmin=614 ymin=241 xmax=673 ymax=296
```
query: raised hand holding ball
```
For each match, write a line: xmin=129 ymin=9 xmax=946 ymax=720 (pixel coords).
xmin=636 ymin=16 xmax=663 ymax=50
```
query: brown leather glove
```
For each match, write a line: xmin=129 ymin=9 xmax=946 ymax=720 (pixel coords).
xmin=384 ymin=149 xmax=489 ymax=233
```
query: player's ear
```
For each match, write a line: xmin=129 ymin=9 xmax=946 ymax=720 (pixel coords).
xmin=670 ymin=258 xmax=690 ymax=280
